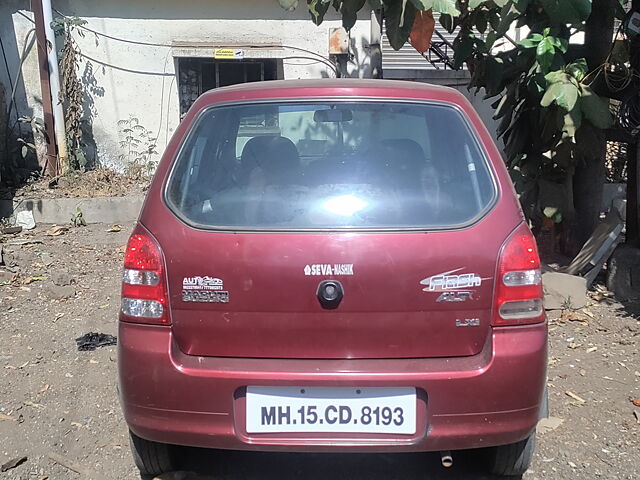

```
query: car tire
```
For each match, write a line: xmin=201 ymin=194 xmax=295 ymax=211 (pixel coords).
xmin=486 ymin=433 xmax=536 ymax=477
xmin=128 ymin=430 xmax=177 ymax=477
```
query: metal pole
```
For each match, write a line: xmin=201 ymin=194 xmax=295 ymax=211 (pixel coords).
xmin=32 ymin=0 xmax=58 ymax=176
xmin=42 ymin=0 xmax=68 ymax=173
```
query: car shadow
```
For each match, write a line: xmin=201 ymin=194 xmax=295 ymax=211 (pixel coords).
xmin=165 ymin=448 xmax=519 ymax=480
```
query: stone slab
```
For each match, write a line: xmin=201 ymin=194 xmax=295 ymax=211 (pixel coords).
xmin=10 ymin=196 xmax=144 ymax=225
xmin=542 ymin=272 xmax=588 ymax=311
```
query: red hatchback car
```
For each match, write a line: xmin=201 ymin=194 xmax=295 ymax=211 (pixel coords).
xmin=118 ymin=79 xmax=547 ymax=477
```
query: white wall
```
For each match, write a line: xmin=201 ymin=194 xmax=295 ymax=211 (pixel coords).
xmin=48 ymin=0 xmax=373 ymax=170
xmin=2 ymin=0 xmax=504 ymax=172
xmin=0 ymin=1 xmax=44 ymax=145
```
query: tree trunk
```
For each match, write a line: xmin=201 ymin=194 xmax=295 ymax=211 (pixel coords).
xmin=571 ymin=0 xmax=615 ymax=252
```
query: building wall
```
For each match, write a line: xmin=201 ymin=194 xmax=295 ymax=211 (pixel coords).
xmin=2 ymin=0 xmax=507 ymax=174
xmin=0 ymin=1 xmax=44 ymax=143
xmin=48 ymin=0 xmax=373 ymax=170
xmin=382 ymin=69 xmax=502 ymax=148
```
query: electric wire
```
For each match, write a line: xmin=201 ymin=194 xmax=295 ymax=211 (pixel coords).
xmin=76 ymin=51 xmax=175 ymax=76
xmin=52 ymin=8 xmax=339 ymax=75
xmin=20 ymin=9 xmax=338 ymax=75
xmin=41 ymin=11 xmax=335 ymax=154
xmin=583 ymin=22 xmax=638 ymax=91
xmin=576 ymin=19 xmax=640 ymax=137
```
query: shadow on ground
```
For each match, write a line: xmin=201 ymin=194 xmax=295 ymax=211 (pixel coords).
xmin=616 ymin=299 xmax=640 ymax=319
xmin=161 ymin=448 xmax=516 ymax=480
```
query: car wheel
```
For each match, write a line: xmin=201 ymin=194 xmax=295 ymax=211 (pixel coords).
xmin=486 ymin=433 xmax=535 ymax=477
xmin=128 ymin=430 xmax=177 ymax=477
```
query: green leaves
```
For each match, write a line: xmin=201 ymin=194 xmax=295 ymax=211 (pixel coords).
xmin=288 ymin=0 xmax=614 ymax=228
xmin=536 ymin=36 xmax=556 ymax=72
xmin=408 ymin=0 xmax=459 ymax=16
xmin=439 ymin=13 xmax=454 ymax=32
xmin=513 ymin=0 xmax=531 ymax=13
xmin=494 ymin=2 xmax=520 ymax=36
xmin=540 ymin=62 xmax=613 ymax=139
xmin=565 ymin=58 xmax=587 ymax=82
xmin=519 ymin=28 xmax=567 ymax=73
xmin=307 ymin=0 xmax=331 ymax=25
xmin=484 ymin=56 xmax=505 ymax=92
xmin=563 ymin=109 xmax=582 ymax=137
xmin=385 ymin=0 xmax=462 ymax=52
xmin=453 ymin=33 xmax=478 ymax=68
xmin=614 ymin=0 xmax=627 ymax=20
xmin=302 ymin=0 xmax=464 ymax=45
xmin=580 ymin=85 xmax=613 ymax=129
xmin=386 ymin=0 xmax=418 ymax=50
xmin=278 ymin=0 xmax=299 ymax=11
xmin=519 ymin=33 xmax=544 ymax=49
xmin=539 ymin=0 xmax=592 ymax=25
xmin=541 ymin=72 xmax=579 ymax=110
xmin=341 ymin=0 xmax=366 ymax=30
xmin=469 ymin=0 xmax=511 ymax=8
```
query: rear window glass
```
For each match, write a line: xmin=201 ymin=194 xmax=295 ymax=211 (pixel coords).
xmin=166 ymin=101 xmax=496 ymax=230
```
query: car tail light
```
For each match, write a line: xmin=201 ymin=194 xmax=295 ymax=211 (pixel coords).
xmin=492 ymin=223 xmax=545 ymax=326
xmin=120 ymin=226 xmax=170 ymax=325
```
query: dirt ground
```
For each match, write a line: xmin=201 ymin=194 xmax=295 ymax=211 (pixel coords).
xmin=8 ymin=170 xmax=147 ymax=200
xmin=1 ymin=222 xmax=638 ymax=480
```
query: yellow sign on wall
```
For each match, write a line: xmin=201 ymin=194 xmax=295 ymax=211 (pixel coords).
xmin=214 ymin=49 xmax=245 ymax=60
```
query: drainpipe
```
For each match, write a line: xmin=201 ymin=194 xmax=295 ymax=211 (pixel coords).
xmin=42 ymin=0 xmax=68 ymax=173
xmin=32 ymin=0 xmax=58 ymax=176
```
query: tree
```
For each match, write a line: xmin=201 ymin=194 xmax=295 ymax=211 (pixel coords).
xmin=279 ymin=0 xmax=630 ymax=253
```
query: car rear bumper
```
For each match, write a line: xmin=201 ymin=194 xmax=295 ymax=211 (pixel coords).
xmin=118 ymin=321 xmax=547 ymax=452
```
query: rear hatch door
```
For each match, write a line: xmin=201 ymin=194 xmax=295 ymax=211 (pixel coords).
xmin=162 ymin=226 xmax=506 ymax=359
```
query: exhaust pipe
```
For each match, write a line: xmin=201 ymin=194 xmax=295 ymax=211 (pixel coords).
xmin=440 ymin=451 xmax=453 ymax=468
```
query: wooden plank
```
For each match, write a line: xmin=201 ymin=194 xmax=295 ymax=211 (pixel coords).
xmin=32 ymin=0 xmax=58 ymax=176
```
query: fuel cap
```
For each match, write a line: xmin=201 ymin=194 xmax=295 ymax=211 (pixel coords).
xmin=317 ymin=280 xmax=344 ymax=309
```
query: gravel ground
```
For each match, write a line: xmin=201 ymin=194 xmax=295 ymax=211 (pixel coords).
xmin=1 ymin=223 xmax=638 ymax=480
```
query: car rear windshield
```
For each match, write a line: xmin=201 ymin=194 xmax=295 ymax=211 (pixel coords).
xmin=166 ymin=101 xmax=496 ymax=230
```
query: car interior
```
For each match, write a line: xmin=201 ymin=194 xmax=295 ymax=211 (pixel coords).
xmin=168 ymin=104 xmax=495 ymax=229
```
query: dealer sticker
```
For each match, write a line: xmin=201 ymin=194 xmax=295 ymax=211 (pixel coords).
xmin=304 ymin=264 xmax=354 ymax=276
xmin=182 ymin=276 xmax=229 ymax=303
xmin=183 ymin=276 xmax=224 ymax=291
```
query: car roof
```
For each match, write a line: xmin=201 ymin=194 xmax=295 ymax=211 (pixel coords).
xmin=198 ymin=79 xmax=465 ymax=104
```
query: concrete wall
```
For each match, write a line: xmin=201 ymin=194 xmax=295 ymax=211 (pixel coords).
xmin=383 ymin=69 xmax=502 ymax=147
xmin=1 ymin=0 xmax=505 ymax=175
xmin=43 ymin=0 xmax=373 ymax=170
xmin=0 ymin=1 xmax=43 ymax=144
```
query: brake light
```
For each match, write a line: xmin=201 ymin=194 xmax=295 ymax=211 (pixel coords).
xmin=492 ymin=223 xmax=545 ymax=326
xmin=120 ymin=226 xmax=170 ymax=325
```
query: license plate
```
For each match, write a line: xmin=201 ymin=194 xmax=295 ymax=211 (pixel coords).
xmin=245 ymin=386 xmax=416 ymax=434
